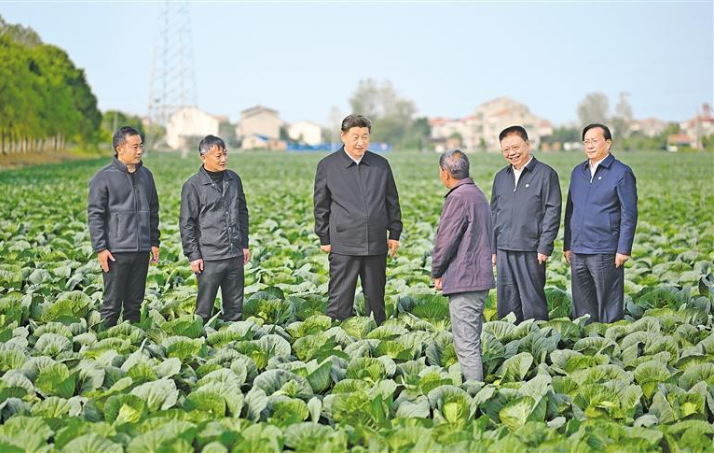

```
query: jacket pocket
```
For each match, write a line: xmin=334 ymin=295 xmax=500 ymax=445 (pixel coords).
xmin=609 ymin=212 xmax=620 ymax=235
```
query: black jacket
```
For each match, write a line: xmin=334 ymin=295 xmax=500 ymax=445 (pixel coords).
xmin=313 ymin=148 xmax=402 ymax=256
xmin=490 ymin=156 xmax=562 ymax=255
xmin=87 ymin=158 xmax=160 ymax=253
xmin=180 ymin=166 xmax=249 ymax=262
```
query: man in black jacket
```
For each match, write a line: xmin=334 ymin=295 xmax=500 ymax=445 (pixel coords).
xmin=180 ymin=135 xmax=250 ymax=324
xmin=313 ymin=114 xmax=402 ymax=325
xmin=490 ymin=126 xmax=561 ymax=323
xmin=87 ymin=126 xmax=160 ymax=327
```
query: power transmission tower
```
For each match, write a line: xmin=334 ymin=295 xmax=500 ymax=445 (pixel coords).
xmin=147 ymin=0 xmax=197 ymax=149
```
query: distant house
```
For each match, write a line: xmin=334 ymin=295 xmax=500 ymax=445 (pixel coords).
xmin=241 ymin=134 xmax=287 ymax=151
xmin=429 ymin=97 xmax=551 ymax=152
xmin=667 ymin=133 xmax=695 ymax=152
xmin=288 ymin=120 xmax=322 ymax=146
xmin=628 ymin=117 xmax=668 ymax=137
xmin=679 ymin=103 xmax=714 ymax=149
xmin=166 ymin=106 xmax=219 ymax=150
xmin=236 ymin=105 xmax=281 ymax=143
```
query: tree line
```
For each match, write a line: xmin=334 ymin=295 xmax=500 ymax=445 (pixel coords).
xmin=0 ymin=15 xmax=101 ymax=154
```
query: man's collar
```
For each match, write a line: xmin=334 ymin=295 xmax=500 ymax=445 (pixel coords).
xmin=339 ymin=146 xmax=371 ymax=168
xmin=582 ymin=153 xmax=614 ymax=171
xmin=199 ymin=165 xmax=232 ymax=184
xmin=112 ymin=157 xmax=142 ymax=173
xmin=445 ymin=177 xmax=474 ymax=198
xmin=506 ymin=155 xmax=537 ymax=173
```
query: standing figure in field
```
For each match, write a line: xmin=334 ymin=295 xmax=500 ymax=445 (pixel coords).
xmin=313 ymin=114 xmax=402 ymax=325
xmin=432 ymin=150 xmax=495 ymax=381
xmin=490 ymin=126 xmax=562 ymax=323
xmin=87 ymin=126 xmax=160 ymax=327
xmin=180 ymin=135 xmax=250 ymax=324
xmin=564 ymin=123 xmax=638 ymax=323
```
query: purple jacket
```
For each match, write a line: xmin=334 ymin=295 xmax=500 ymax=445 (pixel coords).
xmin=431 ymin=178 xmax=496 ymax=296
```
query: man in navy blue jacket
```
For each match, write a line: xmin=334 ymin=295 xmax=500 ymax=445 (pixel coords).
xmin=564 ymin=123 xmax=638 ymax=323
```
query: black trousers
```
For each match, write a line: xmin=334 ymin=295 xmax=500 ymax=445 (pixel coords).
xmin=496 ymin=250 xmax=548 ymax=323
xmin=571 ymin=253 xmax=624 ymax=323
xmin=101 ymin=251 xmax=150 ymax=327
xmin=327 ymin=253 xmax=387 ymax=325
xmin=196 ymin=257 xmax=244 ymax=323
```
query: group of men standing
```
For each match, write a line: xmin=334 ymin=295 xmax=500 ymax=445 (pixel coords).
xmin=88 ymin=127 xmax=250 ymax=327
xmin=431 ymin=122 xmax=637 ymax=381
xmin=87 ymin=116 xmax=637 ymax=383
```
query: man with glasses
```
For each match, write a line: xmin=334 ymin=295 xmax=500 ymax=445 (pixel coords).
xmin=180 ymin=135 xmax=250 ymax=324
xmin=564 ymin=123 xmax=638 ymax=323
xmin=490 ymin=126 xmax=561 ymax=323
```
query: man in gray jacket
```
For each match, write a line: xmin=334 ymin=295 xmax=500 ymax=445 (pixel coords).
xmin=490 ymin=126 xmax=561 ymax=323
xmin=180 ymin=135 xmax=250 ymax=324
xmin=432 ymin=150 xmax=495 ymax=381
xmin=313 ymin=114 xmax=402 ymax=325
xmin=87 ymin=126 xmax=160 ymax=327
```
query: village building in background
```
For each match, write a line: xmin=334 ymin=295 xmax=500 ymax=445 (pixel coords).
xmin=429 ymin=96 xmax=552 ymax=152
xmin=166 ymin=106 xmax=219 ymax=150
xmin=288 ymin=120 xmax=322 ymax=146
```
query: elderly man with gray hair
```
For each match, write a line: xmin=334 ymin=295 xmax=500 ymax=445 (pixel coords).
xmin=431 ymin=150 xmax=495 ymax=381
xmin=180 ymin=135 xmax=250 ymax=324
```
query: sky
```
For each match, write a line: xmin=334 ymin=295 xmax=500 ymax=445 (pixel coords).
xmin=1 ymin=1 xmax=712 ymax=126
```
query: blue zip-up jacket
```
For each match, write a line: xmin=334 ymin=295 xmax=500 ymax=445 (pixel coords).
xmin=564 ymin=153 xmax=638 ymax=255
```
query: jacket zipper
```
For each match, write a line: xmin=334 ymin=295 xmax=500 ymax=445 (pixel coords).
xmin=131 ymin=172 xmax=139 ymax=250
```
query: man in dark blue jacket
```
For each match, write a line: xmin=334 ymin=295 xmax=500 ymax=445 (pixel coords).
xmin=491 ymin=126 xmax=561 ymax=323
xmin=564 ymin=123 xmax=638 ymax=323
xmin=87 ymin=126 xmax=160 ymax=327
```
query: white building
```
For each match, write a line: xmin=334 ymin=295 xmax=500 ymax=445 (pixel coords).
xmin=288 ymin=120 xmax=322 ymax=145
xmin=166 ymin=106 xmax=219 ymax=150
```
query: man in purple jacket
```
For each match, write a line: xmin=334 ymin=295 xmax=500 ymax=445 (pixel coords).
xmin=432 ymin=150 xmax=495 ymax=381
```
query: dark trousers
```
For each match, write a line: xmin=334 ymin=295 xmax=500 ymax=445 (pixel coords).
xmin=496 ymin=250 xmax=548 ymax=323
xmin=571 ymin=253 xmax=624 ymax=323
xmin=327 ymin=253 xmax=387 ymax=325
xmin=101 ymin=251 xmax=150 ymax=327
xmin=196 ymin=257 xmax=244 ymax=324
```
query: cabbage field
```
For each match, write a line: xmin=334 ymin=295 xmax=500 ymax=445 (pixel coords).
xmin=0 ymin=151 xmax=712 ymax=452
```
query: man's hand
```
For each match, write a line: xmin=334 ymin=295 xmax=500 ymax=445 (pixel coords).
xmin=243 ymin=248 xmax=251 ymax=265
xmin=151 ymin=246 xmax=160 ymax=264
xmin=564 ymin=250 xmax=572 ymax=265
xmin=492 ymin=254 xmax=497 ymax=267
xmin=537 ymin=253 xmax=549 ymax=265
xmin=191 ymin=258 xmax=204 ymax=274
xmin=434 ymin=277 xmax=443 ymax=291
xmin=388 ymin=239 xmax=400 ymax=257
xmin=320 ymin=244 xmax=331 ymax=253
xmin=97 ymin=250 xmax=115 ymax=273
xmin=615 ymin=253 xmax=630 ymax=268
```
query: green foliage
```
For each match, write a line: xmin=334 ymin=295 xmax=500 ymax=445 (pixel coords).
xmin=0 ymin=151 xmax=711 ymax=452
xmin=0 ymin=16 xmax=101 ymax=152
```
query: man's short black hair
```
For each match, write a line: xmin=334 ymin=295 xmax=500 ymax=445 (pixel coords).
xmin=341 ymin=114 xmax=372 ymax=133
xmin=582 ymin=123 xmax=612 ymax=141
xmin=112 ymin=126 xmax=141 ymax=156
xmin=198 ymin=135 xmax=226 ymax=156
xmin=499 ymin=125 xmax=529 ymax=143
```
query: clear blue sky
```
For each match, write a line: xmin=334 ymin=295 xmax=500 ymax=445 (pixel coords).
xmin=1 ymin=1 xmax=712 ymax=126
